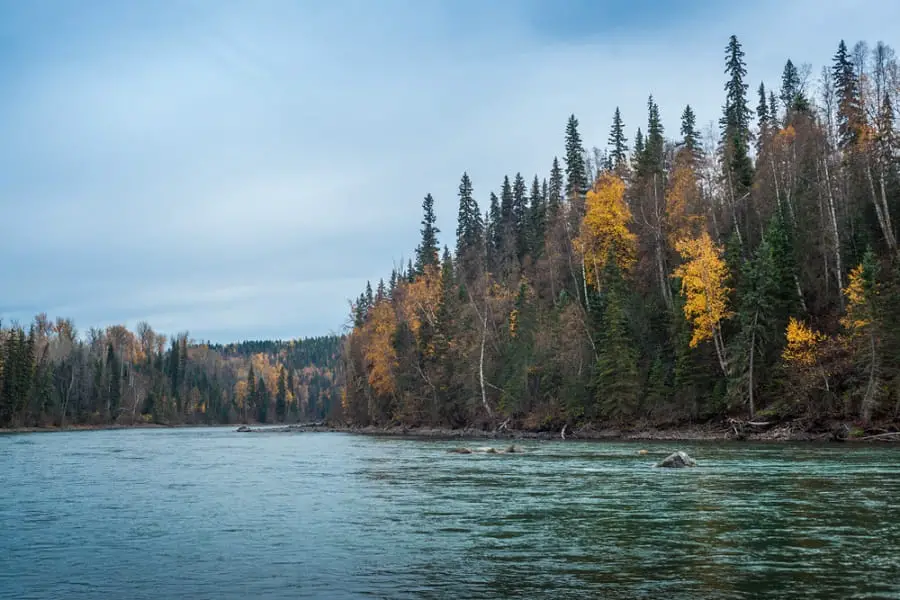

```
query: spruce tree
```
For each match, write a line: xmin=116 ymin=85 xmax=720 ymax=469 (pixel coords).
xmin=608 ymin=107 xmax=628 ymax=173
xmin=833 ymin=40 xmax=864 ymax=150
xmin=680 ymin=105 xmax=701 ymax=160
xmin=512 ymin=173 xmax=528 ymax=259
xmin=528 ymin=175 xmax=546 ymax=259
xmin=257 ymin=377 xmax=269 ymax=423
xmin=276 ymin=367 xmax=287 ymax=423
xmin=632 ymin=128 xmax=644 ymax=172
xmin=548 ymin=157 xmax=563 ymax=218
xmin=415 ymin=193 xmax=440 ymax=274
xmin=565 ymin=114 xmax=588 ymax=203
xmin=721 ymin=35 xmax=754 ymax=192
xmin=643 ymin=95 xmax=665 ymax=175
xmin=591 ymin=262 xmax=640 ymax=421
xmin=455 ymin=172 xmax=483 ymax=278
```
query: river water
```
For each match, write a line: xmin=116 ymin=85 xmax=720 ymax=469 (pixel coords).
xmin=1 ymin=428 xmax=898 ymax=599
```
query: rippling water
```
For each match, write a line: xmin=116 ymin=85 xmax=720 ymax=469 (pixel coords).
xmin=2 ymin=428 xmax=899 ymax=599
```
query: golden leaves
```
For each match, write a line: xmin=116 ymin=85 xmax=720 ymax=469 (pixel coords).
xmin=575 ymin=172 xmax=637 ymax=286
xmin=398 ymin=264 xmax=442 ymax=339
xmin=840 ymin=262 xmax=872 ymax=333
xmin=782 ymin=317 xmax=826 ymax=366
xmin=362 ymin=300 xmax=398 ymax=397
xmin=665 ymin=150 xmax=704 ymax=248
xmin=672 ymin=232 xmax=732 ymax=348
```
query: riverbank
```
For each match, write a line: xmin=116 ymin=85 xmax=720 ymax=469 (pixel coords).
xmin=6 ymin=419 xmax=899 ymax=442
xmin=233 ymin=420 xmax=900 ymax=442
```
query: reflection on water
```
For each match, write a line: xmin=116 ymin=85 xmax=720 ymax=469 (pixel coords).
xmin=1 ymin=429 xmax=899 ymax=599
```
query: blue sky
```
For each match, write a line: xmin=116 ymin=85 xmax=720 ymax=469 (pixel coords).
xmin=1 ymin=0 xmax=897 ymax=343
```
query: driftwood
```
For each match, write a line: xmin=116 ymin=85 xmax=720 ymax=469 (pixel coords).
xmin=859 ymin=432 xmax=900 ymax=441
xmin=561 ymin=424 xmax=567 ymax=440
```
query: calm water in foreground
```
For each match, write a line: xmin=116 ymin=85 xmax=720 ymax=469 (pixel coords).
xmin=1 ymin=428 xmax=899 ymax=599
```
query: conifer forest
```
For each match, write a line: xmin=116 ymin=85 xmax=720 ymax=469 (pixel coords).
xmin=340 ymin=36 xmax=900 ymax=433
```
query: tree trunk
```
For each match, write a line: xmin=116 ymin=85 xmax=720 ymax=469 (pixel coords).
xmin=821 ymin=154 xmax=845 ymax=308
xmin=479 ymin=313 xmax=492 ymax=420
xmin=748 ymin=310 xmax=758 ymax=420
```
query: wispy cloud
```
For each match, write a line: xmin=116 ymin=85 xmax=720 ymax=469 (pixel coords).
xmin=1 ymin=0 xmax=896 ymax=342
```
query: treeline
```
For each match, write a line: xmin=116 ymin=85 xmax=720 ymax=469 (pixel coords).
xmin=339 ymin=36 xmax=900 ymax=432
xmin=0 ymin=316 xmax=342 ymax=428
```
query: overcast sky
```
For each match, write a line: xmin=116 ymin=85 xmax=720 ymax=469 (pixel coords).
xmin=1 ymin=0 xmax=897 ymax=343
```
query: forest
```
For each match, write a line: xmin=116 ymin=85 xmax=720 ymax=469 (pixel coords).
xmin=339 ymin=36 xmax=900 ymax=434
xmin=0 ymin=316 xmax=342 ymax=428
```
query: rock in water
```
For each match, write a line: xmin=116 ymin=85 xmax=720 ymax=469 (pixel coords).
xmin=655 ymin=451 xmax=697 ymax=468
xmin=447 ymin=447 xmax=472 ymax=454
xmin=236 ymin=425 xmax=252 ymax=433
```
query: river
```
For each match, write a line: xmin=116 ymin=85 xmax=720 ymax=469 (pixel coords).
xmin=1 ymin=427 xmax=898 ymax=599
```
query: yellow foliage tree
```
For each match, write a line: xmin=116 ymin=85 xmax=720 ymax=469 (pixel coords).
xmin=673 ymin=232 xmax=732 ymax=374
xmin=665 ymin=150 xmax=704 ymax=248
xmin=575 ymin=172 xmax=637 ymax=287
xmin=782 ymin=317 xmax=826 ymax=367
xmin=363 ymin=300 xmax=398 ymax=397
xmin=398 ymin=265 xmax=442 ymax=339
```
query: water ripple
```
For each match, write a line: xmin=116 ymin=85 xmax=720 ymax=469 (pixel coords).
xmin=1 ymin=430 xmax=899 ymax=599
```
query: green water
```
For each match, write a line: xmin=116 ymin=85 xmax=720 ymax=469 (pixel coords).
xmin=1 ymin=428 xmax=898 ymax=599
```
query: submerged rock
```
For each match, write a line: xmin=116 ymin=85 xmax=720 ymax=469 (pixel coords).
xmin=506 ymin=444 xmax=523 ymax=453
xmin=655 ymin=450 xmax=697 ymax=468
xmin=447 ymin=447 xmax=473 ymax=454
xmin=236 ymin=425 xmax=252 ymax=433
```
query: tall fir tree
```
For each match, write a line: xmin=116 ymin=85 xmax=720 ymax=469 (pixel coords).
xmin=548 ymin=157 xmax=563 ymax=218
xmin=832 ymin=40 xmax=865 ymax=150
xmin=565 ymin=114 xmax=588 ymax=204
xmin=680 ymin=105 xmax=702 ymax=161
xmin=455 ymin=172 xmax=483 ymax=278
xmin=721 ymin=35 xmax=754 ymax=193
xmin=608 ymin=107 xmax=629 ymax=174
xmin=415 ymin=193 xmax=440 ymax=274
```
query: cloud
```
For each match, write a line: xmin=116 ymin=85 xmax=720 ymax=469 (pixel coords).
xmin=1 ymin=0 xmax=896 ymax=342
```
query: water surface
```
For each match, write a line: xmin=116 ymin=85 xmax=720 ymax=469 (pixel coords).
xmin=1 ymin=428 xmax=898 ymax=599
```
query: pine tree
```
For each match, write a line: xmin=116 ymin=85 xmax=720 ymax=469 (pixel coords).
xmin=591 ymin=262 xmax=640 ymax=421
xmin=780 ymin=59 xmax=809 ymax=116
xmin=486 ymin=191 xmax=501 ymax=272
xmin=257 ymin=376 xmax=269 ymax=423
xmin=376 ymin=278 xmax=386 ymax=302
xmin=512 ymin=173 xmax=528 ymax=259
xmin=365 ymin=281 xmax=374 ymax=308
xmin=833 ymin=40 xmax=865 ymax=150
xmin=565 ymin=114 xmax=588 ymax=204
xmin=415 ymin=193 xmax=440 ymax=274
xmin=548 ymin=157 xmax=563 ymax=218
xmin=721 ymin=35 xmax=754 ymax=193
xmin=756 ymin=82 xmax=771 ymax=153
xmin=246 ymin=364 xmax=255 ymax=423
xmin=642 ymin=95 xmax=665 ymax=176
xmin=608 ymin=107 xmax=628 ymax=173
xmin=680 ymin=105 xmax=701 ymax=161
xmin=632 ymin=128 xmax=645 ymax=172
xmin=455 ymin=172 xmax=483 ymax=279
xmin=527 ymin=175 xmax=546 ymax=259
xmin=276 ymin=367 xmax=287 ymax=423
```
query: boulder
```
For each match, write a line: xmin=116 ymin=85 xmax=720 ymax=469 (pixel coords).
xmin=655 ymin=450 xmax=697 ymax=468
xmin=447 ymin=447 xmax=472 ymax=454
xmin=236 ymin=425 xmax=252 ymax=433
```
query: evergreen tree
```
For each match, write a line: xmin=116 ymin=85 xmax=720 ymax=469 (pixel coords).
xmin=548 ymin=157 xmax=563 ymax=218
xmin=257 ymin=377 xmax=269 ymax=423
xmin=486 ymin=191 xmax=501 ymax=272
xmin=512 ymin=173 xmax=528 ymax=259
xmin=365 ymin=281 xmax=374 ymax=308
xmin=527 ymin=175 xmax=546 ymax=259
xmin=455 ymin=172 xmax=483 ymax=278
xmin=757 ymin=82 xmax=771 ymax=152
xmin=642 ymin=95 xmax=665 ymax=176
xmin=246 ymin=364 xmax=256 ymax=423
xmin=276 ymin=367 xmax=287 ymax=423
xmin=632 ymin=128 xmax=645 ymax=171
xmin=721 ymin=35 xmax=754 ymax=192
xmin=415 ymin=193 xmax=440 ymax=274
xmin=832 ymin=40 xmax=865 ymax=149
xmin=680 ymin=104 xmax=701 ymax=160
xmin=565 ymin=114 xmax=588 ymax=203
xmin=608 ymin=107 xmax=628 ymax=173
xmin=780 ymin=59 xmax=809 ymax=115
xmin=591 ymin=262 xmax=640 ymax=421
